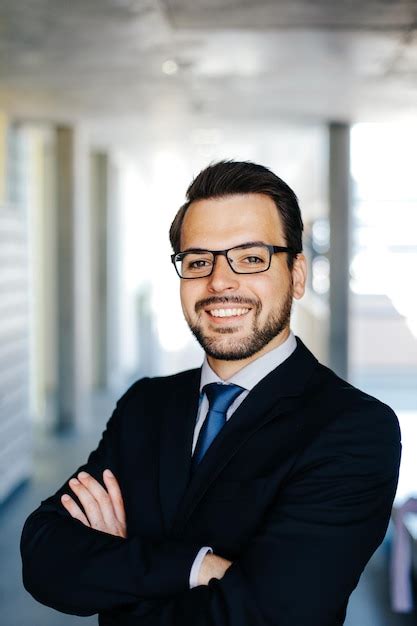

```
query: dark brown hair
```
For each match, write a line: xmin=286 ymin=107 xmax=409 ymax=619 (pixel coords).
xmin=169 ymin=160 xmax=303 ymax=269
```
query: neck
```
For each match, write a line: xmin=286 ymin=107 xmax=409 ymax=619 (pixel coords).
xmin=207 ymin=326 xmax=290 ymax=380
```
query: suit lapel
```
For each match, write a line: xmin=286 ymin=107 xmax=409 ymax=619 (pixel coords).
xmin=172 ymin=337 xmax=319 ymax=529
xmin=158 ymin=368 xmax=201 ymax=532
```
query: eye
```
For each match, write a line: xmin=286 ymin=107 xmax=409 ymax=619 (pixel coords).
xmin=188 ymin=259 xmax=211 ymax=269
xmin=183 ymin=254 xmax=214 ymax=272
xmin=243 ymin=255 xmax=264 ymax=264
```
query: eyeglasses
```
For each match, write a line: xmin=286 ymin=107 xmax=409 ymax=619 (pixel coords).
xmin=171 ymin=242 xmax=299 ymax=279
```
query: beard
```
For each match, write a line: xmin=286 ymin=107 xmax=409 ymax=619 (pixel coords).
xmin=187 ymin=286 xmax=293 ymax=361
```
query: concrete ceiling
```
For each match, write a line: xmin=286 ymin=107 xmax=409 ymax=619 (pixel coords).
xmin=1 ymin=0 xmax=417 ymax=140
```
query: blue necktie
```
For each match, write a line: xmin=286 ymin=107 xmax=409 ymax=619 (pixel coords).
xmin=192 ymin=382 xmax=244 ymax=470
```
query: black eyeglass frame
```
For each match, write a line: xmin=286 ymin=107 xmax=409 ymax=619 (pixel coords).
xmin=170 ymin=243 xmax=300 ymax=279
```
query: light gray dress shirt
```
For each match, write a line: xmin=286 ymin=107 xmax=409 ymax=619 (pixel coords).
xmin=189 ymin=330 xmax=297 ymax=587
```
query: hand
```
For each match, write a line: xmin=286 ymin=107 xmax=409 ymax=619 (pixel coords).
xmin=61 ymin=469 xmax=127 ymax=538
xmin=198 ymin=553 xmax=232 ymax=586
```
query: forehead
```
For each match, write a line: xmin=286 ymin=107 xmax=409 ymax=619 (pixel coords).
xmin=180 ymin=193 xmax=284 ymax=250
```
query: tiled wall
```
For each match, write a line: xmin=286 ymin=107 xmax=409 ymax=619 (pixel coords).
xmin=0 ymin=122 xmax=31 ymax=503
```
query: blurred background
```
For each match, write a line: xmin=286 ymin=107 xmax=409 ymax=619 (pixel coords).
xmin=0 ymin=1 xmax=417 ymax=624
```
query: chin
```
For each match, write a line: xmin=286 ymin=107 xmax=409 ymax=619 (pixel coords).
xmin=204 ymin=344 xmax=261 ymax=361
xmin=198 ymin=333 xmax=264 ymax=361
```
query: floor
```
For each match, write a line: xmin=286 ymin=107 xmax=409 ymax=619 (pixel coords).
xmin=1 ymin=401 xmax=416 ymax=626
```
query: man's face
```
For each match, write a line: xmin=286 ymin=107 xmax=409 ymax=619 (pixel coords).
xmin=179 ymin=193 xmax=306 ymax=366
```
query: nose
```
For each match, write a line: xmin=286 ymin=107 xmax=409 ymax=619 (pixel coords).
xmin=207 ymin=254 xmax=240 ymax=293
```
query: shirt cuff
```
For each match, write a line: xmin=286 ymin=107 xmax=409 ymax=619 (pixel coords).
xmin=189 ymin=546 xmax=213 ymax=589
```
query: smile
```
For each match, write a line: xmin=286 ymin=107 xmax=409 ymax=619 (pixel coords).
xmin=208 ymin=308 xmax=250 ymax=318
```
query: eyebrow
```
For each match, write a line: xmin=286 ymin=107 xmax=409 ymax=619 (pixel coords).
xmin=181 ymin=240 xmax=267 ymax=253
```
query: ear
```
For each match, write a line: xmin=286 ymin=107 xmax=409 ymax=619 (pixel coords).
xmin=291 ymin=253 xmax=307 ymax=300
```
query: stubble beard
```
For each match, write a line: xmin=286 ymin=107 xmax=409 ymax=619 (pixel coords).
xmin=187 ymin=287 xmax=294 ymax=361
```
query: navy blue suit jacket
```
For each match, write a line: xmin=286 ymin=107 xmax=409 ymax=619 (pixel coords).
xmin=21 ymin=337 xmax=401 ymax=625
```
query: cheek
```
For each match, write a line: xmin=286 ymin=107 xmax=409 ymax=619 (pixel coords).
xmin=180 ymin=283 xmax=199 ymax=315
xmin=246 ymin=276 xmax=280 ymax=306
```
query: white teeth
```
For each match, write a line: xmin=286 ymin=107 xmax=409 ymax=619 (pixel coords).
xmin=209 ymin=308 xmax=249 ymax=318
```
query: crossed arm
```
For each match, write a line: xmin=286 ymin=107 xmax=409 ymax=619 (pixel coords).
xmin=60 ymin=456 xmax=399 ymax=626
xmin=61 ymin=469 xmax=232 ymax=587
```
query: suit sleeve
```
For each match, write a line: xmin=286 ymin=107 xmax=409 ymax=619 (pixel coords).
xmin=114 ymin=403 xmax=401 ymax=626
xmin=20 ymin=379 xmax=201 ymax=617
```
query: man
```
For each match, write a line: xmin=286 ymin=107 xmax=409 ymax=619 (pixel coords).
xmin=21 ymin=160 xmax=401 ymax=625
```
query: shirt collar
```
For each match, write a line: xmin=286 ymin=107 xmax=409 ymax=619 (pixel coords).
xmin=200 ymin=330 xmax=297 ymax=392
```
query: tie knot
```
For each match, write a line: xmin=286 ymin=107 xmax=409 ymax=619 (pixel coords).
xmin=203 ymin=383 xmax=244 ymax=415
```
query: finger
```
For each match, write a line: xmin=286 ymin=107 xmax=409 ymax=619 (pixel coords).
xmin=103 ymin=469 xmax=126 ymax=526
xmin=76 ymin=472 xmax=117 ymax=531
xmin=68 ymin=477 xmax=105 ymax=530
xmin=61 ymin=493 xmax=90 ymax=527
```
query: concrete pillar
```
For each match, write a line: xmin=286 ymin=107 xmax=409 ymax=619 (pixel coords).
xmin=106 ymin=159 xmax=123 ymax=390
xmin=90 ymin=152 xmax=109 ymax=389
xmin=55 ymin=125 xmax=92 ymax=431
xmin=328 ymin=122 xmax=351 ymax=380
xmin=55 ymin=126 xmax=76 ymax=431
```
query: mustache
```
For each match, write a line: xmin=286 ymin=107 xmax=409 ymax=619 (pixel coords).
xmin=195 ymin=296 xmax=259 ymax=313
